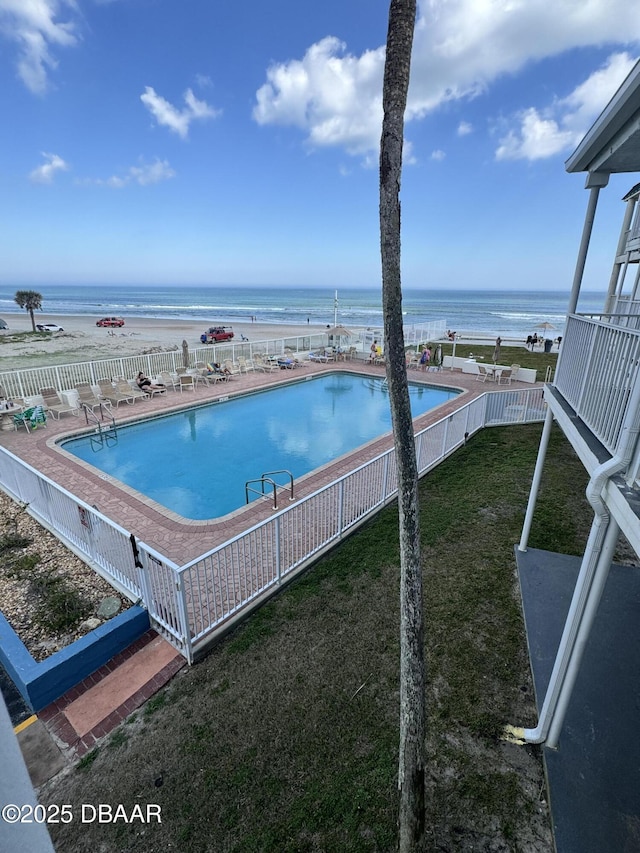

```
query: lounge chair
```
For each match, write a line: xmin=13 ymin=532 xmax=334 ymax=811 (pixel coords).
xmin=254 ymin=355 xmax=279 ymax=372
xmin=277 ymin=356 xmax=296 ymax=369
xmin=128 ymin=376 xmax=167 ymax=398
xmin=39 ymin=386 xmax=79 ymax=419
xmin=13 ymin=405 xmax=47 ymax=432
xmin=308 ymin=351 xmax=332 ymax=364
xmin=159 ymin=371 xmax=179 ymax=391
xmin=237 ymin=357 xmax=254 ymax=373
xmin=223 ymin=359 xmax=241 ymax=377
xmin=97 ymin=378 xmax=136 ymax=407
xmin=115 ymin=378 xmax=147 ymax=401
xmin=75 ymin=382 xmax=112 ymax=412
xmin=187 ymin=366 xmax=214 ymax=386
xmin=190 ymin=362 xmax=221 ymax=385
xmin=179 ymin=374 xmax=196 ymax=392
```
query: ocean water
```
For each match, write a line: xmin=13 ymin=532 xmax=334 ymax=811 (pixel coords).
xmin=0 ymin=284 xmax=607 ymax=341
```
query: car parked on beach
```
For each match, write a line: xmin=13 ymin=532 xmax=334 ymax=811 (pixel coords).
xmin=97 ymin=317 xmax=125 ymax=327
xmin=200 ymin=326 xmax=234 ymax=343
xmin=36 ymin=323 xmax=64 ymax=333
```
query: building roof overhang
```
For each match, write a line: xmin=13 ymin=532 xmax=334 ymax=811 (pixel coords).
xmin=566 ymin=59 xmax=640 ymax=176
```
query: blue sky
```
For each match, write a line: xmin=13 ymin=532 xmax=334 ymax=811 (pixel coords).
xmin=1 ymin=0 xmax=639 ymax=291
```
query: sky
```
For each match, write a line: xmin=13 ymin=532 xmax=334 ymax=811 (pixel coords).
xmin=1 ymin=0 xmax=640 ymax=292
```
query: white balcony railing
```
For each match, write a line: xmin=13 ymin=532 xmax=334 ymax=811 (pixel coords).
xmin=554 ymin=314 xmax=640 ymax=455
xmin=609 ymin=295 xmax=640 ymax=328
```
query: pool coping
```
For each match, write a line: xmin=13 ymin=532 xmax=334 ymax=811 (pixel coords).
xmin=51 ymin=369 xmax=463 ymax=527
xmin=0 ymin=361 xmax=503 ymax=565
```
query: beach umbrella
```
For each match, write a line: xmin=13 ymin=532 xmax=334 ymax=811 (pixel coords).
xmin=182 ymin=339 xmax=189 ymax=368
xmin=534 ymin=321 xmax=556 ymax=331
xmin=326 ymin=325 xmax=353 ymax=338
xmin=327 ymin=325 xmax=353 ymax=349
xmin=492 ymin=337 xmax=501 ymax=363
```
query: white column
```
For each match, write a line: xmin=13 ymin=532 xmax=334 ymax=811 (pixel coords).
xmin=567 ymin=171 xmax=609 ymax=315
xmin=518 ymin=406 xmax=554 ymax=552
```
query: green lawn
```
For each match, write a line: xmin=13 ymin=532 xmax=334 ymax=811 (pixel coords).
xmin=410 ymin=341 xmax=560 ymax=381
xmin=43 ymin=423 xmax=599 ymax=852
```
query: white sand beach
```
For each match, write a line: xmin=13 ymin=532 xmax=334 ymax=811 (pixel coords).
xmin=1 ymin=314 xmax=327 ymax=367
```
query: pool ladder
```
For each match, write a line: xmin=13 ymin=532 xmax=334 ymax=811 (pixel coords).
xmin=83 ymin=403 xmax=118 ymax=451
xmin=245 ymin=470 xmax=294 ymax=510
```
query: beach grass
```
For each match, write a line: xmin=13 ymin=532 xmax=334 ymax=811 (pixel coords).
xmin=44 ymin=422 xmax=608 ymax=852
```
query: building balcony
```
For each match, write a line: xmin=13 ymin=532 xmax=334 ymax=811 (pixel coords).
xmin=552 ymin=314 xmax=640 ymax=463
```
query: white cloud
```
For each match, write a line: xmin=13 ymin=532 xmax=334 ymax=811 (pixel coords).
xmin=253 ymin=0 xmax=640 ymax=161
xmin=254 ymin=36 xmax=385 ymax=158
xmin=29 ymin=151 xmax=69 ymax=183
xmin=0 ymin=0 xmax=79 ymax=94
xmin=457 ymin=121 xmax=472 ymax=136
xmin=495 ymin=52 xmax=637 ymax=161
xmin=140 ymin=86 xmax=220 ymax=139
xmin=194 ymin=73 xmax=213 ymax=89
xmin=127 ymin=158 xmax=175 ymax=185
xmin=431 ymin=149 xmax=446 ymax=161
xmin=81 ymin=158 xmax=176 ymax=187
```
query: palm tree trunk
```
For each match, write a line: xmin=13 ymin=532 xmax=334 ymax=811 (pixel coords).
xmin=379 ymin=1 xmax=424 ymax=850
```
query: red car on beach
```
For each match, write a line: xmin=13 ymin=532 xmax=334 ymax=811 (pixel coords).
xmin=201 ymin=326 xmax=234 ymax=343
xmin=97 ymin=317 xmax=125 ymax=327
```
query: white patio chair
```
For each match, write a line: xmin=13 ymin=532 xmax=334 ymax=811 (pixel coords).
xmin=496 ymin=368 xmax=513 ymax=385
xmin=179 ymin=374 xmax=196 ymax=392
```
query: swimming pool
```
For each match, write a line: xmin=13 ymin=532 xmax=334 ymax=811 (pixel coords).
xmin=61 ymin=373 xmax=459 ymax=519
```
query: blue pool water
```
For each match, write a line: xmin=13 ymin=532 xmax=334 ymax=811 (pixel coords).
xmin=61 ymin=373 xmax=458 ymax=519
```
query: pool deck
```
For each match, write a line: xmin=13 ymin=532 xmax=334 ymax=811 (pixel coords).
xmin=1 ymin=360 xmax=535 ymax=566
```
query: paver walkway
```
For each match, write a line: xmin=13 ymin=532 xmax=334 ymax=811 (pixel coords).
xmin=16 ymin=631 xmax=184 ymax=786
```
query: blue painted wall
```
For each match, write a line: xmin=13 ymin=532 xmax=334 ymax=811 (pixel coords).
xmin=0 ymin=606 xmax=149 ymax=712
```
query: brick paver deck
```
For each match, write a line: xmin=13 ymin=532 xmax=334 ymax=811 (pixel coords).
xmin=1 ymin=360 xmax=531 ymax=566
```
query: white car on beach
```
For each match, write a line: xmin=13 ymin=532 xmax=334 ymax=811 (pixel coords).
xmin=36 ymin=323 xmax=64 ymax=333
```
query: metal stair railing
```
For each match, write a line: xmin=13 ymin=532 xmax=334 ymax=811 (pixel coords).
xmin=245 ymin=469 xmax=294 ymax=510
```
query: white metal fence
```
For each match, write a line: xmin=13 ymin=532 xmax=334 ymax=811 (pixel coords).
xmin=0 ymin=326 xmax=451 ymax=401
xmin=0 ymin=449 xmax=190 ymax=655
xmin=0 ymin=386 xmax=545 ymax=663
xmin=0 ymin=334 xmax=328 ymax=400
